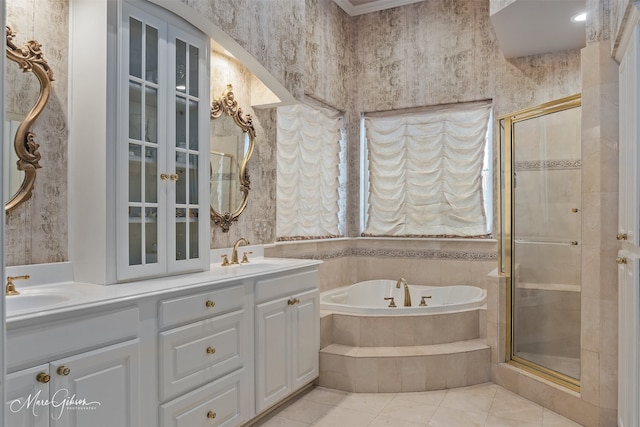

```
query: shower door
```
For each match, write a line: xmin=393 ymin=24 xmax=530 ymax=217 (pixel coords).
xmin=499 ymin=95 xmax=582 ymax=390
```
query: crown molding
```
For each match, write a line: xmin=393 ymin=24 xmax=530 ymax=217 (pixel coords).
xmin=333 ymin=0 xmax=426 ymax=16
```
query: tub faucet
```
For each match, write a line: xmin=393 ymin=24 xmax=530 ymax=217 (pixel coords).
xmin=231 ymin=238 xmax=250 ymax=264
xmin=396 ymin=277 xmax=411 ymax=307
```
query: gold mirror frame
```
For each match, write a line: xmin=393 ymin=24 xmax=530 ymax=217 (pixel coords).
xmin=210 ymin=84 xmax=255 ymax=232
xmin=5 ymin=26 xmax=54 ymax=212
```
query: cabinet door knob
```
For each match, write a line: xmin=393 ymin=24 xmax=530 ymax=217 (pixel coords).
xmin=288 ymin=298 xmax=300 ymax=305
xmin=170 ymin=174 xmax=179 ymax=181
xmin=616 ymin=256 xmax=627 ymax=265
xmin=206 ymin=346 xmax=216 ymax=355
xmin=207 ymin=411 xmax=217 ymax=419
xmin=617 ymin=233 xmax=628 ymax=241
xmin=56 ymin=366 xmax=71 ymax=376
xmin=36 ymin=372 xmax=50 ymax=383
xmin=205 ymin=300 xmax=215 ymax=308
xmin=160 ymin=173 xmax=169 ymax=181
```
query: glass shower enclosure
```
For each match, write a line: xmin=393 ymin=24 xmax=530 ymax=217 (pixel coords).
xmin=498 ymin=95 xmax=582 ymax=391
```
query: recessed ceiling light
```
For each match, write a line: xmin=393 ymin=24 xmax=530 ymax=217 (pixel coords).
xmin=571 ymin=12 xmax=587 ymax=23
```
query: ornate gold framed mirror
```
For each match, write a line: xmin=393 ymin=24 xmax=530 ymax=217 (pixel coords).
xmin=210 ymin=84 xmax=255 ymax=232
xmin=5 ymin=26 xmax=54 ymax=212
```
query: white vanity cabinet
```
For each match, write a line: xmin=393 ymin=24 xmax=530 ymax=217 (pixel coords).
xmin=157 ymin=282 xmax=250 ymax=426
xmin=4 ymin=261 xmax=321 ymax=426
xmin=6 ymin=365 xmax=50 ymax=427
xmin=254 ymin=270 xmax=320 ymax=413
xmin=5 ymin=307 xmax=140 ymax=427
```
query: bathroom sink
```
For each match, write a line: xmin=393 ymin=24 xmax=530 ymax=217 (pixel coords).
xmin=233 ymin=261 xmax=283 ymax=272
xmin=211 ymin=258 xmax=292 ymax=276
xmin=6 ymin=292 xmax=71 ymax=314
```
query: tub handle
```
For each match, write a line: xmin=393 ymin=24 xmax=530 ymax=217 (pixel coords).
xmin=420 ymin=295 xmax=432 ymax=306
xmin=384 ymin=297 xmax=397 ymax=307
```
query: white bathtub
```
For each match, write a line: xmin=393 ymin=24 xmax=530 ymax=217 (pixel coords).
xmin=320 ymin=279 xmax=486 ymax=315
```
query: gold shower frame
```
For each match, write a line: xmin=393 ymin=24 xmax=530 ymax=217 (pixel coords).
xmin=497 ymin=93 xmax=582 ymax=392
xmin=5 ymin=26 xmax=54 ymax=212
xmin=210 ymin=84 xmax=256 ymax=232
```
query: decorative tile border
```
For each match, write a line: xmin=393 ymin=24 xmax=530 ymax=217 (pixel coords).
xmin=294 ymin=249 xmax=352 ymax=260
xmin=291 ymin=248 xmax=496 ymax=261
xmin=515 ymin=159 xmax=581 ymax=171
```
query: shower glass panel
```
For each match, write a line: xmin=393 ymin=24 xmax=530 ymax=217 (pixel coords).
xmin=499 ymin=95 xmax=582 ymax=391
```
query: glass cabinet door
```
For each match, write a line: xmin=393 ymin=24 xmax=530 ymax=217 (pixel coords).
xmin=124 ymin=11 xmax=166 ymax=277
xmin=168 ymin=27 xmax=206 ymax=268
xmin=119 ymin=2 xmax=208 ymax=281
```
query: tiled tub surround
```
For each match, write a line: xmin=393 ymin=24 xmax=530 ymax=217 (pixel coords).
xmin=264 ymin=238 xmax=498 ymax=293
xmin=318 ymin=305 xmax=490 ymax=393
xmin=319 ymin=309 xmax=491 ymax=393
xmin=266 ymin=238 xmax=497 ymax=393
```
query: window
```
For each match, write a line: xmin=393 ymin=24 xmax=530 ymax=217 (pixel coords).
xmin=276 ymin=103 xmax=346 ymax=239
xmin=362 ymin=101 xmax=492 ymax=237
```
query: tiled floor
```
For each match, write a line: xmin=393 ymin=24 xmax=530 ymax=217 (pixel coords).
xmin=254 ymin=383 xmax=583 ymax=427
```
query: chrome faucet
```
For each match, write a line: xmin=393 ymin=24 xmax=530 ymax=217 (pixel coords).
xmin=231 ymin=238 xmax=250 ymax=264
xmin=396 ymin=277 xmax=411 ymax=307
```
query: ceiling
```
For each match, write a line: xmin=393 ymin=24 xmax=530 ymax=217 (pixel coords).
xmin=491 ymin=0 xmax=586 ymax=58
xmin=333 ymin=0 xmax=586 ymax=58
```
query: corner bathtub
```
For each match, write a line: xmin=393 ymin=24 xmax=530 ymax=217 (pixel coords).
xmin=320 ymin=280 xmax=486 ymax=315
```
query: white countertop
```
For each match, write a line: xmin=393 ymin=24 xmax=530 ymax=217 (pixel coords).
xmin=5 ymin=257 xmax=322 ymax=323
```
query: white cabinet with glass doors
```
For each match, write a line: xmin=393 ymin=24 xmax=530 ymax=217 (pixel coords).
xmin=117 ymin=2 xmax=209 ymax=281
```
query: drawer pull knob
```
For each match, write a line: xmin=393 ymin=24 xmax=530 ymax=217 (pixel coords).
xmin=206 ymin=346 xmax=216 ymax=355
xmin=205 ymin=300 xmax=215 ymax=308
xmin=617 ymin=233 xmax=628 ymax=241
xmin=57 ymin=366 xmax=71 ymax=376
xmin=617 ymin=256 xmax=627 ymax=265
xmin=207 ymin=411 xmax=217 ymax=419
xmin=36 ymin=372 xmax=50 ymax=383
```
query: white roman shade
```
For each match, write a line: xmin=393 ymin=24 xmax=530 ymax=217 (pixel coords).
xmin=277 ymin=103 xmax=344 ymax=239
xmin=364 ymin=102 xmax=491 ymax=237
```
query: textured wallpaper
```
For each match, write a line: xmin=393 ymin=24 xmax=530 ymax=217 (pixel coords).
xmin=181 ymin=0 xmax=306 ymax=100
xmin=6 ymin=0 xmax=588 ymax=263
xmin=348 ymin=0 xmax=581 ymax=235
xmin=5 ymin=0 xmax=68 ymax=266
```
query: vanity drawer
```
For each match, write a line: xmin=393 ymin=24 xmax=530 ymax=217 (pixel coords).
xmin=158 ymin=283 xmax=244 ymax=329
xmin=255 ymin=269 xmax=319 ymax=303
xmin=7 ymin=306 xmax=139 ymax=372
xmin=159 ymin=309 xmax=246 ymax=400
xmin=160 ymin=368 xmax=247 ymax=427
